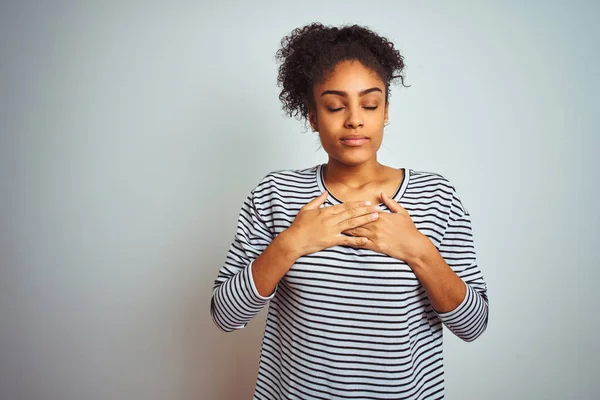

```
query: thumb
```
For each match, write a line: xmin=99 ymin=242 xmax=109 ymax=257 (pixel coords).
xmin=303 ymin=190 xmax=328 ymax=210
xmin=381 ymin=192 xmax=402 ymax=213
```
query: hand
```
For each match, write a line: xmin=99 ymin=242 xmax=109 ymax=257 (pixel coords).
xmin=344 ymin=192 xmax=430 ymax=263
xmin=285 ymin=191 xmax=382 ymax=257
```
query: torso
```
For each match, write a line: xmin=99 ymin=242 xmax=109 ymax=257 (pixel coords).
xmin=248 ymin=165 xmax=459 ymax=399
xmin=212 ymin=164 xmax=487 ymax=399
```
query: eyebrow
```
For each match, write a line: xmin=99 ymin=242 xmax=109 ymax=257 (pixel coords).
xmin=320 ymin=87 xmax=383 ymax=97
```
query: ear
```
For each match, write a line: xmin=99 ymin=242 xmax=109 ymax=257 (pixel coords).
xmin=384 ymin=102 xmax=389 ymax=124
xmin=308 ymin=109 xmax=319 ymax=132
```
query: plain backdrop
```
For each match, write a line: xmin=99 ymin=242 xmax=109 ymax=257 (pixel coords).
xmin=1 ymin=1 xmax=599 ymax=399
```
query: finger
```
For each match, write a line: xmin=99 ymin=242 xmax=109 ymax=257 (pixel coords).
xmin=338 ymin=211 xmax=379 ymax=231
xmin=303 ymin=191 xmax=328 ymax=210
xmin=342 ymin=226 xmax=370 ymax=238
xmin=360 ymin=239 xmax=376 ymax=252
xmin=336 ymin=235 xmax=368 ymax=248
xmin=329 ymin=200 xmax=374 ymax=215
xmin=334 ymin=205 xmax=382 ymax=224
xmin=381 ymin=192 xmax=403 ymax=213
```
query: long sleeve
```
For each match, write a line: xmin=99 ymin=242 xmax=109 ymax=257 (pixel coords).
xmin=435 ymin=188 xmax=489 ymax=342
xmin=210 ymin=187 xmax=276 ymax=332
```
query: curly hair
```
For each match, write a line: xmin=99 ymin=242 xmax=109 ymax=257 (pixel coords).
xmin=276 ymin=22 xmax=407 ymax=121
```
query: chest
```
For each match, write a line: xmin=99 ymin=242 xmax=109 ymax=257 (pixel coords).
xmin=324 ymin=181 xmax=401 ymax=207
xmin=268 ymin=200 xmax=446 ymax=249
xmin=283 ymin=245 xmax=420 ymax=296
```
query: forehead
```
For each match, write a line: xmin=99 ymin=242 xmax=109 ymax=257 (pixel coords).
xmin=315 ymin=60 xmax=385 ymax=93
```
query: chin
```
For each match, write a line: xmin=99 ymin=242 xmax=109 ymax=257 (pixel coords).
xmin=330 ymin=151 xmax=376 ymax=166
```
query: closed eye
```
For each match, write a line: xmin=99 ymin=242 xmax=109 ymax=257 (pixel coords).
xmin=327 ymin=106 xmax=379 ymax=112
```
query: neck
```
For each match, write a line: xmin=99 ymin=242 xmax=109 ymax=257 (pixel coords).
xmin=323 ymin=157 xmax=384 ymax=189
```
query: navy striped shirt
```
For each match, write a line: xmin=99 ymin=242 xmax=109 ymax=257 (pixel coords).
xmin=211 ymin=164 xmax=489 ymax=399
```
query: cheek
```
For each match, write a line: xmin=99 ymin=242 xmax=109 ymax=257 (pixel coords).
xmin=314 ymin=116 xmax=340 ymax=143
xmin=317 ymin=111 xmax=342 ymax=127
xmin=370 ymin=126 xmax=385 ymax=145
xmin=317 ymin=133 xmax=337 ymax=152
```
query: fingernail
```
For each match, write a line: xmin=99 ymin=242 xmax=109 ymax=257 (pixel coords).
xmin=371 ymin=213 xmax=379 ymax=220
xmin=365 ymin=201 xmax=372 ymax=206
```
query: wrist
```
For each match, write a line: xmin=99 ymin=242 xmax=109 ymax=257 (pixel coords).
xmin=406 ymin=232 xmax=437 ymax=269
xmin=275 ymin=229 xmax=303 ymax=261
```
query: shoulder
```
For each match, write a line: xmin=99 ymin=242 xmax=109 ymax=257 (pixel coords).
xmin=249 ymin=165 xmax=320 ymax=203
xmin=407 ymin=168 xmax=455 ymax=195
xmin=407 ymin=168 xmax=469 ymax=215
xmin=254 ymin=165 xmax=319 ymax=191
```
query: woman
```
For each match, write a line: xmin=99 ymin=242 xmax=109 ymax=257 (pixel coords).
xmin=211 ymin=23 xmax=489 ymax=400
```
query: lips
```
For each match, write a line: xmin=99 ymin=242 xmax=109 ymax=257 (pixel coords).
xmin=340 ymin=135 xmax=369 ymax=147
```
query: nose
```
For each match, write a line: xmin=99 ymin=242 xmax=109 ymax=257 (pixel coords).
xmin=344 ymin=105 xmax=364 ymax=129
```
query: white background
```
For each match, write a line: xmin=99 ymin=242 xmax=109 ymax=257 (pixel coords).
xmin=1 ymin=1 xmax=598 ymax=399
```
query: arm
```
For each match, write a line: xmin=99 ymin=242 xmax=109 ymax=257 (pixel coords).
xmin=251 ymin=232 xmax=300 ymax=297
xmin=210 ymin=191 xmax=280 ymax=332
xmin=211 ymin=184 xmax=383 ymax=332
xmin=408 ymin=191 xmax=489 ymax=342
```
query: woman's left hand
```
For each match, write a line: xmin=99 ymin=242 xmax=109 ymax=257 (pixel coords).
xmin=345 ymin=192 xmax=431 ymax=263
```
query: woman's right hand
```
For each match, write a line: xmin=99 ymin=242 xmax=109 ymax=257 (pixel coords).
xmin=284 ymin=191 xmax=381 ymax=257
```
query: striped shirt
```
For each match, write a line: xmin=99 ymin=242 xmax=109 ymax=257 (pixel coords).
xmin=211 ymin=164 xmax=489 ymax=400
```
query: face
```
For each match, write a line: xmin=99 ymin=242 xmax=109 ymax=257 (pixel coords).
xmin=309 ymin=60 xmax=389 ymax=166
